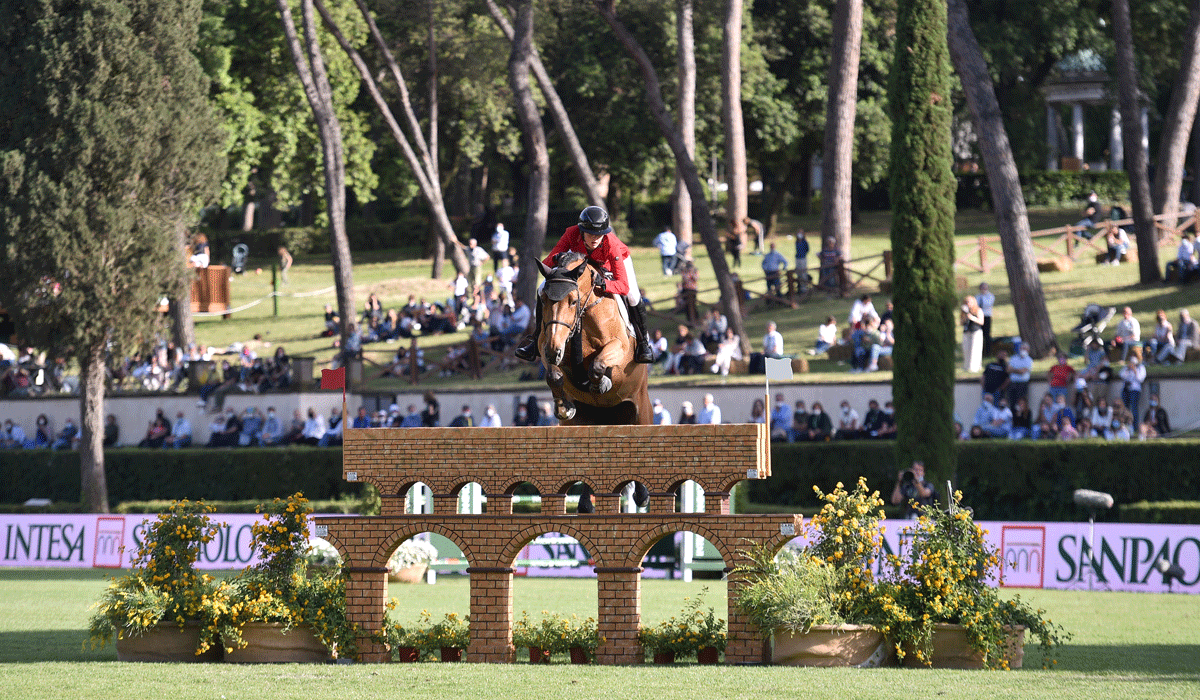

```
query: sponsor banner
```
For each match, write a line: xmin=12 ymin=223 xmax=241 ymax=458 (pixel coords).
xmin=0 ymin=514 xmax=313 ymax=570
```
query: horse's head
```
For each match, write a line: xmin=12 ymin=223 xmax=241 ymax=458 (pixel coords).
xmin=536 ymin=251 xmax=596 ymax=366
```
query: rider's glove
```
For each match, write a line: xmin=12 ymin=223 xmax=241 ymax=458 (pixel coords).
xmin=593 ymin=277 xmax=607 ymax=293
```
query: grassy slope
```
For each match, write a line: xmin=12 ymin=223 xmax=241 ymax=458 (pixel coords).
xmin=196 ymin=207 xmax=1199 ymax=395
xmin=1 ymin=570 xmax=1197 ymax=700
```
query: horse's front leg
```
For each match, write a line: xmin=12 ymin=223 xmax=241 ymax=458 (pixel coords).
xmin=546 ymin=364 xmax=576 ymax=420
xmin=588 ymin=340 xmax=623 ymax=394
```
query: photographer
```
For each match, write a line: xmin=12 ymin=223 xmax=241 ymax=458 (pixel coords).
xmin=890 ymin=460 xmax=938 ymax=519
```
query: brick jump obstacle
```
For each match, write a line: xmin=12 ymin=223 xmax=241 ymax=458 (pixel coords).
xmin=315 ymin=423 xmax=800 ymax=664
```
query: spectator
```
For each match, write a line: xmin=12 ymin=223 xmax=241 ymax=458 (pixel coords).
xmin=790 ymin=400 xmax=808 ymax=442
xmin=697 ymin=393 xmax=722 ymax=424
xmin=866 ymin=318 xmax=894 ymax=372
xmin=1046 ymin=354 xmax=1075 ymax=402
xmin=1051 ymin=393 xmax=1076 ymax=429
xmin=1009 ymin=397 xmax=1033 ymax=439
xmin=701 ymin=308 xmax=728 ymax=347
xmin=977 ymin=282 xmax=995 ymax=355
xmin=495 ymin=259 xmax=517 ymax=296
xmin=1090 ymin=398 xmax=1114 ymax=438
xmin=1139 ymin=413 xmax=1159 ymax=439
xmin=27 ymin=414 xmax=51 ymax=448
xmin=835 ymin=400 xmax=860 ymax=439
xmin=1005 ymin=342 xmax=1032 ymax=407
xmin=989 ymin=395 xmax=1014 ymax=438
xmin=239 ymin=407 xmax=264 ymax=446
xmin=1056 ymin=414 xmax=1079 ymax=440
xmin=762 ymin=321 xmax=784 ymax=359
xmin=745 ymin=216 xmax=765 ymax=255
xmin=449 ymin=404 xmax=475 ymax=428
xmin=322 ymin=304 xmax=340 ymax=338
xmin=849 ymin=294 xmax=875 ymax=327
xmin=421 ymin=391 xmax=440 ymax=427
xmin=1077 ymin=418 xmax=1095 ymax=438
xmin=710 ymin=328 xmax=743 ymax=376
xmin=761 ymin=242 xmax=788 ymax=299
xmin=352 ymin=406 xmax=371 ymax=429
xmin=651 ymin=329 xmax=670 ymax=371
xmin=794 ymin=229 xmax=809 ymax=284
xmin=678 ymin=401 xmax=697 ymax=425
xmin=318 ymin=408 xmax=343 ymax=446
xmin=973 ymin=393 xmax=1000 ymax=437
xmin=805 ymin=402 xmax=833 ymax=442
xmin=679 ymin=261 xmax=700 ymax=325
xmin=890 ymin=461 xmax=938 ymax=519
xmin=861 ymin=399 xmax=887 ymax=439
xmin=1166 ymin=231 xmax=1197 ymax=281
xmin=1120 ymin=355 xmax=1146 ymax=419
xmin=981 ymin=351 xmax=1010 ymax=400
xmin=163 ymin=411 xmax=192 ymax=449
xmin=1105 ymin=226 xmax=1130 ymax=265
xmin=877 ymin=401 xmax=897 ymax=439
xmin=652 ymin=398 xmax=672 ymax=425
xmin=818 ymin=236 xmax=843 ymax=291
xmin=653 ymin=226 xmax=678 ymax=275
xmin=492 ymin=223 xmax=510 ymax=272
xmin=2 ymin=419 xmax=27 ymax=449
xmin=480 ymin=404 xmax=502 ymax=427
xmin=1145 ymin=309 xmax=1175 ymax=364
xmin=536 ymin=401 xmax=558 ymax=426
xmin=666 ymin=325 xmax=698 ymax=375
xmin=811 ymin=316 xmax=838 ymax=355
xmin=961 ymin=295 xmax=985 ymax=372
xmin=1111 ymin=307 xmax=1141 ymax=361
xmin=208 ymin=408 xmax=242 ymax=448
xmin=513 ymin=402 xmax=531 ymax=426
xmin=1170 ymin=309 xmax=1198 ymax=363
xmin=769 ymin=394 xmax=791 ymax=437
xmin=299 ymin=408 xmax=325 ymax=446
xmin=400 ymin=404 xmax=423 ymax=428
xmin=1143 ymin=394 xmax=1170 ymax=436
xmin=51 ymin=418 xmax=78 ymax=450
xmin=102 ymin=414 xmax=120 ymax=448
xmin=749 ymin=398 xmax=766 ymax=424
xmin=278 ymin=246 xmax=293 ymax=284
xmin=189 ymin=232 xmax=210 ymax=268
xmin=259 ymin=407 xmax=284 ymax=446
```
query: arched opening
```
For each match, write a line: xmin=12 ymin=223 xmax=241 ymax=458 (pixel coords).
xmin=509 ymin=481 xmax=541 ymax=513
xmin=384 ymin=530 xmax=470 ymax=660
xmin=509 ymin=528 xmax=599 ymax=663
xmin=401 ymin=482 xmax=433 ymax=514
xmin=638 ymin=530 xmax=729 ymax=663
xmin=614 ymin=479 xmax=651 ymax=513
xmin=453 ymin=481 xmax=485 ymax=514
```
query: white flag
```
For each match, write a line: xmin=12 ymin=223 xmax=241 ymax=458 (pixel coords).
xmin=765 ymin=357 xmax=794 ymax=381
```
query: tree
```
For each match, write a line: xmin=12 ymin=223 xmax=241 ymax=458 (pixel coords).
xmin=0 ymin=0 xmax=224 ymax=511
xmin=1112 ymin=0 xmax=1161 ymax=284
xmin=1152 ymin=0 xmax=1200 ymax=226
xmin=595 ymin=0 xmax=750 ymax=356
xmin=276 ymin=0 xmax=356 ymax=341
xmin=888 ymin=0 xmax=958 ymax=483
xmin=505 ymin=0 xmax=551 ymax=307
xmin=673 ymin=0 xmax=697 ymax=248
xmin=722 ymin=0 xmax=748 ymax=255
xmin=947 ymin=0 xmax=1056 ymax=359
xmin=820 ymin=0 xmax=862 ymax=262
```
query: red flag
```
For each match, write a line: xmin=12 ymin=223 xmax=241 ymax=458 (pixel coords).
xmin=322 ymin=367 xmax=346 ymax=391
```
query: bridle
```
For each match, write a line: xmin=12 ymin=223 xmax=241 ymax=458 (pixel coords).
xmin=542 ymin=261 xmax=602 ymax=341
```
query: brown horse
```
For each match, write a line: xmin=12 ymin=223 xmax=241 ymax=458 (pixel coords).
xmin=534 ymin=251 xmax=652 ymax=425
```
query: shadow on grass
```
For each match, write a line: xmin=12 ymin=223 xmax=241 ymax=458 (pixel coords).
xmin=1058 ymin=644 xmax=1200 ymax=676
xmin=0 ymin=630 xmax=115 ymax=663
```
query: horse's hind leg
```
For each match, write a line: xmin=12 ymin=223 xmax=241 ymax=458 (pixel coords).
xmin=589 ymin=364 xmax=613 ymax=394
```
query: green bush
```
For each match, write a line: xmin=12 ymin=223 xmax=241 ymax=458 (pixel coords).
xmin=0 ymin=447 xmax=358 ymax=509
xmin=745 ymin=440 xmax=1200 ymax=522
xmin=1020 ymin=170 xmax=1130 ymax=207
xmin=1118 ymin=501 xmax=1200 ymax=524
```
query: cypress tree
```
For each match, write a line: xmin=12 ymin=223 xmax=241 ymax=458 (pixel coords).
xmin=887 ymin=0 xmax=958 ymax=484
xmin=0 ymin=0 xmax=224 ymax=511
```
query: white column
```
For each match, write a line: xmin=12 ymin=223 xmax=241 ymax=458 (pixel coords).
xmin=1073 ymin=103 xmax=1085 ymax=161
xmin=1110 ymin=107 xmax=1124 ymax=171
xmin=1047 ymin=105 xmax=1060 ymax=171
xmin=1141 ymin=108 xmax=1150 ymax=153
xmin=458 ymin=483 xmax=483 ymax=514
xmin=680 ymin=480 xmax=700 ymax=582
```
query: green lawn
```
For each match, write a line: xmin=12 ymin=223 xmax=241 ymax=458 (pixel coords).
xmin=193 ymin=205 xmax=1199 ymax=396
xmin=2 ymin=569 xmax=1197 ymax=700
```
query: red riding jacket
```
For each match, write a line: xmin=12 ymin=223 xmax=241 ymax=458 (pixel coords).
xmin=543 ymin=225 xmax=632 ymax=296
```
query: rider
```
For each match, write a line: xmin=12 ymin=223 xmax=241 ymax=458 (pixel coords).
xmin=515 ymin=206 xmax=656 ymax=364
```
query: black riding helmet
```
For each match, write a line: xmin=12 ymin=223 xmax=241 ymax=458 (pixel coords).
xmin=578 ymin=206 xmax=612 ymax=236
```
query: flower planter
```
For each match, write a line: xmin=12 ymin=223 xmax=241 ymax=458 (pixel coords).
xmin=440 ymin=646 xmax=463 ymax=662
xmin=697 ymin=646 xmax=720 ymax=665
xmin=223 ymin=623 xmax=331 ymax=664
xmin=528 ymin=647 xmax=551 ymax=664
xmin=772 ymin=625 xmax=892 ymax=667
xmin=569 ymin=647 xmax=591 ymax=665
xmin=394 ymin=646 xmax=419 ymax=663
xmin=652 ymin=651 xmax=675 ymax=664
xmin=115 ymin=622 xmax=221 ymax=663
xmin=901 ymin=624 xmax=1025 ymax=669
xmin=388 ymin=563 xmax=428 ymax=584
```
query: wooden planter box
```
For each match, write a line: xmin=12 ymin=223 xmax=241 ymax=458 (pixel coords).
xmin=223 ymin=623 xmax=331 ymax=664
xmin=115 ymin=622 xmax=221 ymax=663
xmin=901 ymin=623 xmax=1025 ymax=669
xmin=772 ymin=625 xmax=891 ymax=667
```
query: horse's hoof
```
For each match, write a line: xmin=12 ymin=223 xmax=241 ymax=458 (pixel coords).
xmin=592 ymin=376 xmax=612 ymax=394
xmin=558 ymin=405 xmax=576 ymax=421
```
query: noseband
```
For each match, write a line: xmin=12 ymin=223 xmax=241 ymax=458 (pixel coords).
xmin=543 ymin=262 xmax=602 ymax=341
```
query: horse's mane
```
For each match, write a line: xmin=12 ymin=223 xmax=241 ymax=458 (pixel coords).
xmin=553 ymin=250 xmax=587 ymax=269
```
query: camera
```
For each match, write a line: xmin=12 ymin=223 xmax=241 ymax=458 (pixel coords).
xmin=901 ymin=470 xmax=915 ymax=485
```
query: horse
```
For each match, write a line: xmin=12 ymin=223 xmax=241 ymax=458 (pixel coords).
xmin=534 ymin=251 xmax=653 ymax=426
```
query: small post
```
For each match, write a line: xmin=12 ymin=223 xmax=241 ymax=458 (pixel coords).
xmin=271 ymin=264 xmax=278 ymax=317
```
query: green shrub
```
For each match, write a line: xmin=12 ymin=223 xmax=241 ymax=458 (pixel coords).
xmin=1020 ymin=170 xmax=1130 ymax=207
xmin=1118 ymin=501 xmax=1200 ymax=524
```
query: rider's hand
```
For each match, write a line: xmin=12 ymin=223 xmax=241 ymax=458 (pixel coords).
xmin=594 ymin=277 xmax=607 ymax=293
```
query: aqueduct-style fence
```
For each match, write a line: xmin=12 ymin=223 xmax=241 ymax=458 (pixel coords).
xmin=315 ymin=423 xmax=799 ymax=664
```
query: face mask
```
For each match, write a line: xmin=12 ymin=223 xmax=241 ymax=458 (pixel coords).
xmin=486 ymin=409 xmax=495 ymax=417
xmin=1112 ymin=421 xmax=1120 ymax=429
xmin=883 ymin=408 xmax=893 ymax=415
xmin=268 ymin=411 xmax=275 ymax=418
xmin=1150 ymin=400 xmax=1158 ymax=407
xmin=841 ymin=407 xmax=850 ymax=414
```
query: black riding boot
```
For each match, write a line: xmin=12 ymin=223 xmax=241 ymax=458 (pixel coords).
xmin=630 ymin=302 xmax=656 ymax=364
xmin=514 ymin=299 xmax=542 ymax=362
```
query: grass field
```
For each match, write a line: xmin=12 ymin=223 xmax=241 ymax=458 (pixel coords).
xmin=194 ymin=206 xmax=1200 ymax=396
xmin=2 ymin=569 xmax=1197 ymax=700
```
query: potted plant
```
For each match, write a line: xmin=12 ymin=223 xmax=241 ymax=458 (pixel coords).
xmin=871 ymin=493 xmax=1069 ymax=669
xmin=382 ymin=618 xmax=423 ymax=662
xmin=513 ymin=611 xmax=565 ymax=663
xmin=563 ymin=615 xmax=601 ymax=664
xmin=639 ymin=590 xmax=725 ymax=664
xmin=88 ymin=500 xmax=223 ymax=662
xmin=387 ymin=538 xmax=437 ymax=584
xmin=212 ymin=493 xmax=357 ymax=663
xmin=428 ymin=612 xmax=470 ymax=662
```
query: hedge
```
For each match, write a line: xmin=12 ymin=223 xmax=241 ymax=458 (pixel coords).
xmin=1119 ymin=501 xmax=1200 ymax=525
xmin=746 ymin=440 xmax=1200 ymax=522
xmin=0 ymin=448 xmax=358 ymax=509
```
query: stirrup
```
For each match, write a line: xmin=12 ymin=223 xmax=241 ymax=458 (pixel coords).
xmin=634 ymin=338 xmax=655 ymax=364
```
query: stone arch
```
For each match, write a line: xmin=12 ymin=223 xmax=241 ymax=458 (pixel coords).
xmin=605 ymin=473 xmax=656 ymax=495
xmin=548 ymin=475 xmax=600 ymax=495
xmin=499 ymin=475 xmax=549 ymax=496
xmin=662 ymin=476 xmax=713 ymax=496
xmin=369 ymin=521 xmax=476 ymax=569
xmin=319 ymin=531 xmax=351 ymax=565
xmin=624 ymin=520 xmax=737 ymax=569
xmin=500 ymin=522 xmax=608 ymax=569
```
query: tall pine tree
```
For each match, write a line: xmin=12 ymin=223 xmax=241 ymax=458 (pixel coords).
xmin=0 ymin=0 xmax=224 ymax=511
xmin=888 ymin=0 xmax=957 ymax=484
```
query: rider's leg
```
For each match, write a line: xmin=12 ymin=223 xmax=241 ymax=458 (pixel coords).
xmin=514 ymin=295 xmax=543 ymax=362
xmin=623 ymin=258 xmax=655 ymax=364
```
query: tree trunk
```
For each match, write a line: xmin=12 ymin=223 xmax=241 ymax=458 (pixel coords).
xmin=765 ymin=161 xmax=802 ymax=238
xmin=947 ymin=0 xmax=1056 ymax=358
xmin=78 ymin=342 xmax=108 ymax=513
xmin=722 ymin=0 xmax=748 ymax=252
xmin=1193 ymin=115 xmax=1200 ymax=206
xmin=820 ymin=0 xmax=862 ymax=263
xmin=170 ymin=218 xmax=196 ymax=351
xmin=1152 ymin=0 xmax=1200 ymax=227
xmin=1112 ymin=0 xmax=1161 ymax=283
xmin=277 ymin=0 xmax=356 ymax=340
xmin=315 ymin=0 xmax=469 ymax=277
xmin=508 ymin=0 xmax=551 ymax=308
xmin=484 ymin=0 xmax=605 ymax=210
xmin=431 ymin=233 xmax=445 ymax=279
xmin=595 ymin=0 xmax=749 ymax=356
xmin=241 ymin=200 xmax=255 ymax=231
xmin=674 ymin=0 xmax=697 ymax=250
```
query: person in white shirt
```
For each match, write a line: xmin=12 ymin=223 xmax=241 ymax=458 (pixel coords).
xmin=163 ymin=411 xmax=192 ymax=449
xmin=811 ymin=316 xmax=838 ymax=355
xmin=697 ymin=393 xmax=722 ymax=424
xmin=1005 ymin=342 xmax=1033 ymax=406
xmin=1170 ymin=308 xmax=1198 ymax=363
xmin=762 ymin=321 xmax=784 ymax=358
xmin=651 ymin=399 xmax=672 ymax=425
xmin=491 ymin=223 xmax=510 ymax=272
xmin=1 ymin=420 xmax=27 ymax=449
xmin=977 ymin=282 xmax=995 ymax=355
xmin=836 ymin=400 xmax=860 ymax=438
xmin=479 ymin=404 xmax=502 ymax=427
xmin=301 ymin=408 xmax=325 ymax=445
xmin=849 ymin=294 xmax=876 ymax=327
xmin=1112 ymin=307 xmax=1141 ymax=361
xmin=653 ymin=227 xmax=678 ymax=275
xmin=495 ymin=258 xmax=517 ymax=295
